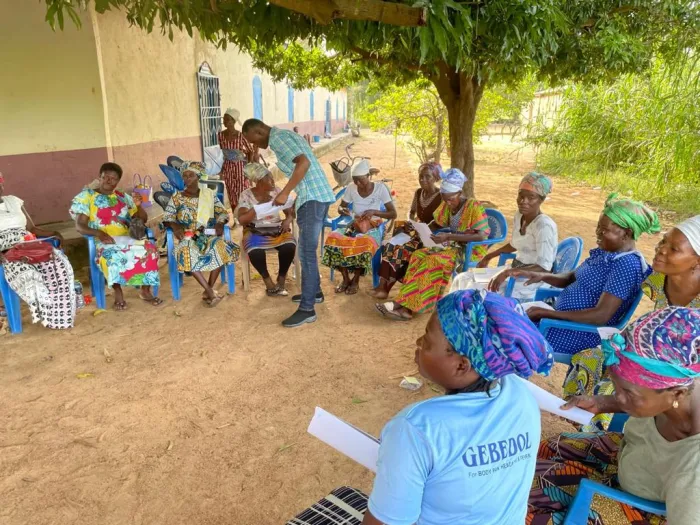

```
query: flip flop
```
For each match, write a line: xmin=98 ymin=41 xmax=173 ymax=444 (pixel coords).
xmin=335 ymin=282 xmax=350 ymax=294
xmin=345 ymin=283 xmax=359 ymax=295
xmin=375 ymin=302 xmax=411 ymax=321
xmin=266 ymin=286 xmax=289 ymax=297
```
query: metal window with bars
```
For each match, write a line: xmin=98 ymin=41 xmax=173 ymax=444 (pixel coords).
xmin=197 ymin=62 xmax=221 ymax=154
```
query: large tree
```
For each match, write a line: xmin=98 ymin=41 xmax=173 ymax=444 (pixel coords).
xmin=46 ymin=0 xmax=699 ymax=196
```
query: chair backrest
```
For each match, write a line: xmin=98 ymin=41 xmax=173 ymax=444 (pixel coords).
xmin=485 ymin=208 xmax=508 ymax=241
xmin=552 ymin=236 xmax=584 ymax=274
xmin=616 ymin=288 xmax=644 ymax=329
xmin=159 ymin=164 xmax=185 ymax=191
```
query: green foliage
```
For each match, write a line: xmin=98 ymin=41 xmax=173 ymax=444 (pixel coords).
xmin=358 ymin=79 xmax=448 ymax=163
xmin=527 ymin=56 xmax=700 ymax=216
xmin=473 ymin=76 xmax=539 ymax=141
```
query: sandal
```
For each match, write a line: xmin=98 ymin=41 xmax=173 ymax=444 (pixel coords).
xmin=345 ymin=282 xmax=359 ymax=295
xmin=114 ymin=301 xmax=127 ymax=311
xmin=375 ymin=302 xmax=412 ymax=321
xmin=204 ymin=295 xmax=223 ymax=308
xmin=266 ymin=286 xmax=289 ymax=297
xmin=335 ymin=282 xmax=350 ymax=294
xmin=140 ymin=294 xmax=164 ymax=306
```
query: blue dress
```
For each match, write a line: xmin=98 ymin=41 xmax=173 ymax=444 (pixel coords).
xmin=546 ymin=248 xmax=651 ymax=355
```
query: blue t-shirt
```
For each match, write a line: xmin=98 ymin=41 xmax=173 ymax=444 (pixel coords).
xmin=368 ymin=376 xmax=540 ymax=525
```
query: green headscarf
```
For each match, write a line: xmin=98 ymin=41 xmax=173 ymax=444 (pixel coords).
xmin=602 ymin=193 xmax=660 ymax=240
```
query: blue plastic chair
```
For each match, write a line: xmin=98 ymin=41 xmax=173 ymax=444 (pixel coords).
xmin=462 ymin=208 xmax=508 ymax=270
xmin=323 ymin=189 xmax=389 ymax=289
xmin=86 ymin=230 xmax=160 ymax=310
xmin=165 ymin=226 xmax=235 ymax=301
xmin=0 ymin=237 xmax=61 ymax=334
xmin=501 ymin=236 xmax=584 ymax=297
xmin=563 ymin=411 xmax=666 ymax=524
xmin=536 ymin=288 xmax=644 ymax=365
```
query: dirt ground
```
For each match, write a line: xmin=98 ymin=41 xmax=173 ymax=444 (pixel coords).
xmin=0 ymin=133 xmax=666 ymax=525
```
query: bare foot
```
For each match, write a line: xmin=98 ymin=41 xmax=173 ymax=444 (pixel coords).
xmin=367 ymin=288 xmax=389 ymax=299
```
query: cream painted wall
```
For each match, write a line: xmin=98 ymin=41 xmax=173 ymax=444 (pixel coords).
xmin=0 ymin=0 xmax=106 ymax=155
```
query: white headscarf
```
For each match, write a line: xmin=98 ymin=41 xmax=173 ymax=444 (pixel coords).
xmin=351 ymin=159 xmax=371 ymax=178
xmin=676 ymin=215 xmax=700 ymax=256
xmin=224 ymin=108 xmax=240 ymax=124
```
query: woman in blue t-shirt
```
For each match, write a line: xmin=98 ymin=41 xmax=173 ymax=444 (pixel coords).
xmin=503 ymin=194 xmax=659 ymax=356
xmin=286 ymin=290 xmax=553 ymax=525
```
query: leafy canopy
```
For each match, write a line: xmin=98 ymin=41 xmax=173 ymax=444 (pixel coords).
xmin=46 ymin=0 xmax=700 ymax=93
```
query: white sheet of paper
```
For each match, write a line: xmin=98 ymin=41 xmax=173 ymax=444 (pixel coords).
xmin=523 ymin=301 xmax=555 ymax=312
xmin=203 ymin=228 xmax=216 ymax=236
xmin=307 ymin=407 xmax=380 ymax=472
xmin=471 ymin=267 xmax=505 ymax=284
xmin=597 ymin=327 xmax=621 ymax=340
xmin=516 ymin=377 xmax=593 ymax=426
xmin=388 ymin=232 xmax=411 ymax=246
xmin=253 ymin=194 xmax=295 ymax=218
xmin=112 ymin=236 xmax=141 ymax=246
xmin=409 ymin=220 xmax=439 ymax=248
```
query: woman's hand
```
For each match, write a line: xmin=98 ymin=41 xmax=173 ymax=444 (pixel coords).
xmin=487 ymin=268 xmax=513 ymax=292
xmin=281 ymin=217 xmax=293 ymax=233
xmin=477 ymin=254 xmax=493 ymax=269
xmin=171 ymin=225 xmax=185 ymax=241
xmin=430 ymin=232 xmax=451 ymax=245
xmin=561 ymin=395 xmax=604 ymax=415
xmin=526 ymin=306 xmax=552 ymax=322
xmin=360 ymin=209 xmax=379 ymax=220
xmin=339 ymin=206 xmax=352 ymax=216
xmin=214 ymin=223 xmax=225 ymax=237
xmin=97 ymin=231 xmax=115 ymax=244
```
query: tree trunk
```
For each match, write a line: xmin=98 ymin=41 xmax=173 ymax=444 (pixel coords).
xmin=435 ymin=116 xmax=444 ymax=164
xmin=431 ymin=67 xmax=485 ymax=198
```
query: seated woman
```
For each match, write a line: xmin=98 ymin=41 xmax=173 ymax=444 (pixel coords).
xmin=71 ymin=162 xmax=161 ymax=311
xmin=162 ymin=161 xmax=239 ymax=308
xmin=375 ymin=168 xmax=489 ymax=321
xmin=369 ymin=162 xmax=443 ymax=299
xmin=0 ymin=171 xmax=75 ymax=329
xmin=562 ymin=215 xmax=700 ymax=431
xmin=321 ymin=159 xmax=397 ymax=295
xmin=236 ymin=163 xmax=296 ymax=296
xmin=287 ymin=290 xmax=553 ymax=525
xmin=528 ymin=307 xmax=700 ymax=525
xmin=505 ymin=194 xmax=659 ymax=356
xmin=451 ymin=172 xmax=558 ymax=300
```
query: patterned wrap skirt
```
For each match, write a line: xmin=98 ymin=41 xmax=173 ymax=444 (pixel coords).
xmin=242 ymin=229 xmax=296 ymax=254
xmin=321 ymin=226 xmax=383 ymax=276
xmin=98 ymin=241 xmax=161 ymax=287
xmin=174 ymin=234 xmax=239 ymax=273
xmin=395 ymin=246 xmax=460 ymax=314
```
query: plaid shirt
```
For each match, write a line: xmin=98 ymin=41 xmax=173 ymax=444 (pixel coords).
xmin=269 ymin=127 xmax=335 ymax=210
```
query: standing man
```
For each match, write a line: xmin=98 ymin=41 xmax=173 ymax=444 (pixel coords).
xmin=242 ymin=119 xmax=335 ymax=327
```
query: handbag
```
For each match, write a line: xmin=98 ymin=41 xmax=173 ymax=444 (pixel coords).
xmin=132 ymin=174 xmax=153 ymax=208
xmin=249 ymin=225 xmax=282 ymax=237
xmin=3 ymin=239 xmax=54 ymax=264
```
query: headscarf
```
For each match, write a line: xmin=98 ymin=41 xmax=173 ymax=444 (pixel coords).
xmin=224 ymin=108 xmax=241 ymax=124
xmin=676 ymin=215 xmax=700 ymax=256
xmin=419 ymin=162 xmax=443 ymax=181
xmin=179 ymin=161 xmax=214 ymax=227
xmin=179 ymin=160 xmax=207 ymax=181
xmin=440 ymin=168 xmax=467 ymax=194
xmin=436 ymin=290 xmax=553 ymax=381
xmin=351 ymin=159 xmax=371 ymax=178
xmin=603 ymin=307 xmax=700 ymax=389
xmin=243 ymin=162 xmax=271 ymax=183
xmin=602 ymin=193 xmax=661 ymax=240
xmin=519 ymin=172 xmax=552 ymax=198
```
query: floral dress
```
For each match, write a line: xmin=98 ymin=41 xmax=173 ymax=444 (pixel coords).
xmin=217 ymin=130 xmax=256 ymax=210
xmin=70 ymin=189 xmax=160 ymax=287
xmin=162 ymin=192 xmax=239 ymax=272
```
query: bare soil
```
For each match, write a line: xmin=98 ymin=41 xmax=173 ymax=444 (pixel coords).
xmin=0 ymin=133 xmax=665 ymax=525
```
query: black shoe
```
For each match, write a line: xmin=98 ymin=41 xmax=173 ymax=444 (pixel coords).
xmin=291 ymin=292 xmax=325 ymax=304
xmin=282 ymin=309 xmax=318 ymax=328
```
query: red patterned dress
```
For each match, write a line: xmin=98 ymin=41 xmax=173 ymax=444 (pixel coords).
xmin=217 ymin=130 xmax=256 ymax=210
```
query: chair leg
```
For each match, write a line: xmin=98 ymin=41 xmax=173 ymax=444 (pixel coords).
xmin=241 ymin=250 xmax=251 ymax=291
xmin=372 ymin=250 xmax=381 ymax=289
xmin=563 ymin=483 xmax=595 ymax=525
xmin=226 ymin=263 xmax=235 ymax=294
xmin=1 ymin=286 xmax=22 ymax=334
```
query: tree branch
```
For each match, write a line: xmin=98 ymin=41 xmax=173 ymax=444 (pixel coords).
xmin=348 ymin=45 xmax=422 ymax=72
xmin=268 ymin=0 xmax=427 ymax=27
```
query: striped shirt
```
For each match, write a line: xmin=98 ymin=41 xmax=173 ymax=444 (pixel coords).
xmin=268 ymin=127 xmax=335 ymax=210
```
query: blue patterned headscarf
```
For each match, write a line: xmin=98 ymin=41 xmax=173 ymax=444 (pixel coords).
xmin=440 ymin=168 xmax=467 ymax=194
xmin=436 ymin=290 xmax=553 ymax=381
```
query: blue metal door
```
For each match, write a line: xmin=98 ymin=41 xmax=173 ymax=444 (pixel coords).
xmin=309 ymin=91 xmax=315 ymax=120
xmin=325 ymin=99 xmax=331 ymax=135
xmin=287 ymin=86 xmax=295 ymax=122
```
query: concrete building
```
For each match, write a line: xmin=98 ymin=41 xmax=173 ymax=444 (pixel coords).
xmin=0 ymin=1 xmax=347 ymax=224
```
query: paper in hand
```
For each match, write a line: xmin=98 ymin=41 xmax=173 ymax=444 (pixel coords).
xmin=597 ymin=326 xmax=621 ymax=340
xmin=523 ymin=301 xmax=555 ymax=312
xmin=516 ymin=377 xmax=594 ymax=426
xmin=253 ymin=194 xmax=295 ymax=218
xmin=388 ymin=232 xmax=411 ymax=246
xmin=307 ymin=407 xmax=380 ymax=472
xmin=409 ymin=220 xmax=439 ymax=248
xmin=223 ymin=148 xmax=247 ymax=162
